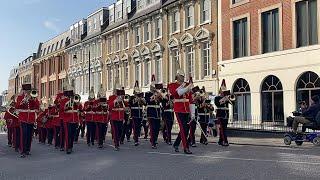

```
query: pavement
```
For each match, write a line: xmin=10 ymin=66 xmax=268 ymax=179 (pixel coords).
xmin=1 ymin=133 xmax=320 ymax=180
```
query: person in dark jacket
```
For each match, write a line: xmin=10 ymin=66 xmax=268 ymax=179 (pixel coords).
xmin=292 ymin=95 xmax=320 ymax=133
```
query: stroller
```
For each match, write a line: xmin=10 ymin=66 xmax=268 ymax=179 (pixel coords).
xmin=284 ymin=111 xmax=320 ymax=146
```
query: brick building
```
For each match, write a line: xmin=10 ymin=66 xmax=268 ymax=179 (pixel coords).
xmin=218 ymin=0 xmax=320 ymax=124
xmin=33 ymin=31 xmax=70 ymax=104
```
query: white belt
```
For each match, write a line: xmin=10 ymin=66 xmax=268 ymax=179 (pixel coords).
xmin=131 ymin=107 xmax=143 ymax=110
xmin=113 ymin=108 xmax=124 ymax=111
xmin=96 ymin=112 xmax=107 ymax=115
xmin=174 ymin=99 xmax=189 ymax=103
xmin=52 ymin=115 xmax=59 ymax=118
xmin=216 ymin=108 xmax=229 ymax=110
xmin=65 ymin=110 xmax=78 ymax=113
xmin=147 ymin=105 xmax=161 ymax=108
xmin=86 ymin=112 xmax=95 ymax=114
xmin=18 ymin=110 xmax=36 ymax=113
xmin=164 ymin=109 xmax=173 ymax=112
xmin=198 ymin=113 xmax=210 ymax=116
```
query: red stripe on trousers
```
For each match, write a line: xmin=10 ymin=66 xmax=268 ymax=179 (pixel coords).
xmin=175 ymin=113 xmax=188 ymax=150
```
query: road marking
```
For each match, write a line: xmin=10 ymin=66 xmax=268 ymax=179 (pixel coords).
xmin=147 ymin=152 xmax=320 ymax=165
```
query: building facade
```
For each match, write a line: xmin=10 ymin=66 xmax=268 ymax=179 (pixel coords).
xmin=33 ymin=31 xmax=70 ymax=104
xmin=66 ymin=8 xmax=108 ymax=101
xmin=218 ymin=0 xmax=320 ymax=124
xmin=7 ymin=67 xmax=19 ymax=100
xmin=102 ymin=0 xmax=135 ymax=95
xmin=102 ymin=0 xmax=218 ymax=96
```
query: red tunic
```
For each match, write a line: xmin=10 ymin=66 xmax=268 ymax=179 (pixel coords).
xmin=95 ymin=99 xmax=109 ymax=123
xmin=46 ymin=107 xmax=55 ymax=128
xmin=4 ymin=107 xmax=19 ymax=128
xmin=63 ymin=101 xmax=82 ymax=123
xmin=168 ymin=82 xmax=192 ymax=113
xmin=84 ymin=100 xmax=95 ymax=122
xmin=108 ymin=95 xmax=124 ymax=121
xmin=15 ymin=95 xmax=40 ymax=124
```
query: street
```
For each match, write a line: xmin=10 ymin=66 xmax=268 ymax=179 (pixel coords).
xmin=1 ymin=134 xmax=320 ymax=180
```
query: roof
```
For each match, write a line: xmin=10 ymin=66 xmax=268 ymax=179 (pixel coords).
xmin=162 ymin=0 xmax=178 ymax=7
xmin=129 ymin=3 xmax=161 ymax=22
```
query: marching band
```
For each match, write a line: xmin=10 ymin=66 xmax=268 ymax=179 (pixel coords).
xmin=2 ymin=69 xmax=234 ymax=158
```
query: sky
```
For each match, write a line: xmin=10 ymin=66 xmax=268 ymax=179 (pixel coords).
xmin=0 ymin=0 xmax=112 ymax=93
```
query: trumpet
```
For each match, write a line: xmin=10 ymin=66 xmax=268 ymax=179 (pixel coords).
xmin=219 ymin=94 xmax=236 ymax=105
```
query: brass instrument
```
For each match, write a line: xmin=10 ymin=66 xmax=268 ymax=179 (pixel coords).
xmin=65 ymin=94 xmax=81 ymax=110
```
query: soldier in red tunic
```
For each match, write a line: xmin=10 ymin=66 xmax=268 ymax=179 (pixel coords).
xmin=15 ymin=84 xmax=40 ymax=158
xmin=108 ymin=86 xmax=125 ymax=151
xmin=96 ymin=85 xmax=108 ymax=149
xmin=168 ymin=69 xmax=193 ymax=154
xmin=3 ymin=96 xmax=18 ymax=148
xmin=53 ymin=92 xmax=63 ymax=149
xmin=63 ymin=90 xmax=82 ymax=154
xmin=84 ymin=87 xmax=96 ymax=146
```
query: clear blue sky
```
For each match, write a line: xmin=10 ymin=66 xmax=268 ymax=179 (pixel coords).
xmin=0 ymin=0 xmax=112 ymax=93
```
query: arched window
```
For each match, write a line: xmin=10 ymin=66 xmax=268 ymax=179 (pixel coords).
xmin=296 ymin=71 xmax=320 ymax=107
xmin=261 ymin=75 xmax=284 ymax=122
xmin=232 ymin=78 xmax=251 ymax=121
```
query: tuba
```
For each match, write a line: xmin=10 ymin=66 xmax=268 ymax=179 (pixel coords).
xmin=31 ymin=89 xmax=38 ymax=98
xmin=74 ymin=94 xmax=81 ymax=103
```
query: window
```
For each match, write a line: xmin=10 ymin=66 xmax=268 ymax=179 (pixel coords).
xmin=186 ymin=45 xmax=194 ymax=79
xmin=43 ymin=48 xmax=46 ymax=56
xmin=296 ymin=0 xmax=318 ymax=47
xmin=232 ymin=78 xmax=251 ymax=121
xmin=155 ymin=57 xmax=162 ymax=83
xmin=47 ymin=46 xmax=51 ymax=54
xmin=170 ymin=49 xmax=179 ymax=81
xmin=185 ymin=6 xmax=194 ymax=28
xmin=60 ymin=39 xmax=64 ymax=49
xmin=171 ymin=11 xmax=180 ymax=33
xmin=233 ymin=17 xmax=248 ymax=58
xmin=135 ymin=62 xmax=141 ymax=83
xmin=109 ymin=7 xmax=114 ymax=23
xmin=144 ymin=60 xmax=151 ymax=86
xmin=261 ymin=75 xmax=284 ymax=122
xmin=116 ymin=34 xmax=120 ymax=51
xmin=88 ymin=21 xmax=92 ymax=32
xmin=100 ymin=14 xmax=103 ymax=25
xmin=137 ymin=0 xmax=143 ymax=10
xmin=107 ymin=67 xmax=113 ymax=90
xmin=124 ymin=62 xmax=129 ymax=87
xmin=124 ymin=31 xmax=129 ymax=49
xmin=201 ymin=0 xmax=210 ymax=23
xmin=296 ymin=71 xmax=320 ymax=108
xmin=108 ymin=38 xmax=112 ymax=53
xmin=94 ymin=18 xmax=97 ymax=30
xmin=144 ymin=22 xmax=150 ymax=42
xmin=155 ymin=18 xmax=162 ymax=38
xmin=135 ymin=26 xmax=141 ymax=45
xmin=232 ymin=0 xmax=245 ymax=4
xmin=262 ymin=9 xmax=279 ymax=53
xmin=202 ymin=42 xmax=211 ymax=77
xmin=55 ymin=42 xmax=59 ymax=51
xmin=146 ymin=0 xmax=151 ymax=5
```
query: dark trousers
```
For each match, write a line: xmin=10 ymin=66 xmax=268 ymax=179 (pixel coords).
xmin=97 ymin=122 xmax=106 ymax=146
xmin=54 ymin=126 xmax=60 ymax=148
xmin=103 ymin=124 xmax=108 ymax=142
xmin=80 ymin=122 xmax=85 ymax=138
xmin=13 ymin=127 xmax=21 ymax=150
xmin=142 ymin=120 xmax=148 ymax=138
xmin=173 ymin=113 xmax=190 ymax=150
xmin=162 ymin=119 xmax=174 ymax=144
xmin=132 ymin=117 xmax=142 ymax=143
xmin=86 ymin=122 xmax=96 ymax=145
xmin=39 ymin=127 xmax=47 ymax=144
xmin=60 ymin=122 xmax=65 ymax=149
xmin=188 ymin=120 xmax=197 ymax=145
xmin=111 ymin=120 xmax=123 ymax=147
xmin=149 ymin=118 xmax=161 ymax=146
xmin=65 ymin=123 xmax=77 ymax=151
xmin=200 ymin=122 xmax=208 ymax=143
xmin=7 ymin=127 xmax=13 ymax=145
xmin=20 ymin=122 xmax=33 ymax=154
xmin=121 ymin=119 xmax=132 ymax=142
xmin=74 ymin=124 xmax=80 ymax=142
xmin=47 ymin=128 xmax=54 ymax=145
xmin=218 ymin=118 xmax=228 ymax=144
